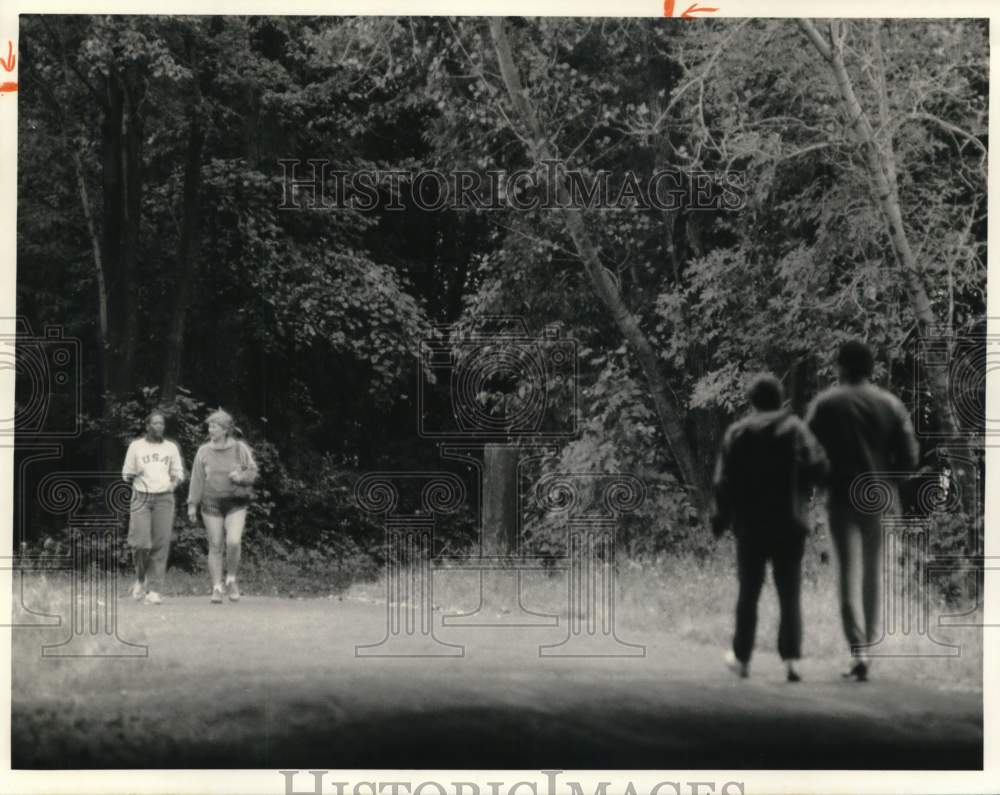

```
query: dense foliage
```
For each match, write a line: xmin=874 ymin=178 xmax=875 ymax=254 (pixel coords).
xmin=16 ymin=17 xmax=987 ymax=577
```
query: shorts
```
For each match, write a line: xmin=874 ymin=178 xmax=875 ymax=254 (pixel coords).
xmin=200 ymin=495 xmax=250 ymax=518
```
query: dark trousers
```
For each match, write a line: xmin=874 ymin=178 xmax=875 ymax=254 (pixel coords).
xmin=733 ymin=532 xmax=805 ymax=663
xmin=828 ymin=503 xmax=884 ymax=657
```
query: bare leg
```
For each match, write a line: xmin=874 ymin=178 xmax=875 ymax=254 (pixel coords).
xmin=223 ymin=508 xmax=247 ymax=583
xmin=203 ymin=513 xmax=225 ymax=589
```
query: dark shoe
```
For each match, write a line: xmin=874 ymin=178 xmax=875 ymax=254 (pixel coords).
xmin=786 ymin=668 xmax=802 ymax=683
xmin=842 ymin=659 xmax=869 ymax=682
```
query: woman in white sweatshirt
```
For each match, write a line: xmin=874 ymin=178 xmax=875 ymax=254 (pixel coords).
xmin=122 ymin=410 xmax=185 ymax=605
xmin=187 ymin=409 xmax=259 ymax=603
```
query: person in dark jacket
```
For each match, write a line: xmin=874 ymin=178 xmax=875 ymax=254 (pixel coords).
xmin=806 ymin=340 xmax=920 ymax=682
xmin=712 ymin=374 xmax=828 ymax=682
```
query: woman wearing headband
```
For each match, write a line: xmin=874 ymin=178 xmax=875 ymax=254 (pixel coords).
xmin=187 ymin=409 xmax=258 ymax=603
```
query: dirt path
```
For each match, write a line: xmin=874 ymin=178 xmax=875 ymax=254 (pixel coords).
xmin=11 ymin=596 xmax=982 ymax=769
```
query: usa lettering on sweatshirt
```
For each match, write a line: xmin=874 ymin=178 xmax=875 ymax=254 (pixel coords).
xmin=122 ymin=438 xmax=185 ymax=494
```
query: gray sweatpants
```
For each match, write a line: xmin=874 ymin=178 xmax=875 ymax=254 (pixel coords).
xmin=128 ymin=491 xmax=175 ymax=592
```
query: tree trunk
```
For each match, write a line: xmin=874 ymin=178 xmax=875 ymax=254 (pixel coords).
xmin=482 ymin=444 xmax=519 ymax=554
xmin=44 ymin=24 xmax=112 ymax=404
xmin=488 ymin=18 xmax=707 ymax=513
xmin=71 ymin=138 xmax=110 ymax=400
xmin=101 ymin=72 xmax=124 ymax=390
xmin=161 ymin=112 xmax=205 ymax=404
xmin=116 ymin=72 xmax=143 ymax=396
xmin=798 ymin=19 xmax=981 ymax=520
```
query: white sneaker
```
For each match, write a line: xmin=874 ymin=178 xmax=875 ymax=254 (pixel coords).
xmin=724 ymin=649 xmax=750 ymax=678
xmin=143 ymin=591 xmax=163 ymax=605
xmin=130 ymin=580 xmax=145 ymax=601
xmin=211 ymin=586 xmax=224 ymax=604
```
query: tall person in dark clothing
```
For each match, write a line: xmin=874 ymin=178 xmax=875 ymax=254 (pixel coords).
xmin=806 ymin=340 xmax=920 ymax=682
xmin=712 ymin=374 xmax=828 ymax=682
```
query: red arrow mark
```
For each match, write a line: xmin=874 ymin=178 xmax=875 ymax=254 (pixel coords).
xmin=0 ymin=41 xmax=15 ymax=72
xmin=664 ymin=0 xmax=720 ymax=16
xmin=681 ymin=2 xmax=719 ymax=16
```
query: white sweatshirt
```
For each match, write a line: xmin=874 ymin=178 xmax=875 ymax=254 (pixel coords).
xmin=122 ymin=438 xmax=185 ymax=494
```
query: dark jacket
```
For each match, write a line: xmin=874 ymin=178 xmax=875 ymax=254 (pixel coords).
xmin=713 ymin=409 xmax=828 ymax=540
xmin=805 ymin=382 xmax=919 ymax=504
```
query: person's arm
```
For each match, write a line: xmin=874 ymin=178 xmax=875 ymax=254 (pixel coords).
xmin=187 ymin=447 xmax=205 ymax=506
xmin=168 ymin=442 xmax=185 ymax=490
xmin=889 ymin=396 xmax=920 ymax=472
xmin=122 ymin=441 xmax=139 ymax=483
xmin=804 ymin=396 xmax=823 ymax=445
xmin=711 ymin=428 xmax=735 ymax=538
xmin=232 ymin=442 xmax=259 ymax=485
xmin=797 ymin=420 xmax=829 ymax=488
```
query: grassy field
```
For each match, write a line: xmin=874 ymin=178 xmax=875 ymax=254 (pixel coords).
xmin=10 ymin=527 xmax=983 ymax=691
xmin=344 ymin=532 xmax=983 ymax=689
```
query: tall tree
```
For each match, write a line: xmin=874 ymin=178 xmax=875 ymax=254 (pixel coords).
xmin=161 ymin=21 xmax=210 ymax=404
xmin=797 ymin=19 xmax=984 ymax=438
xmin=487 ymin=18 xmax=707 ymax=510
